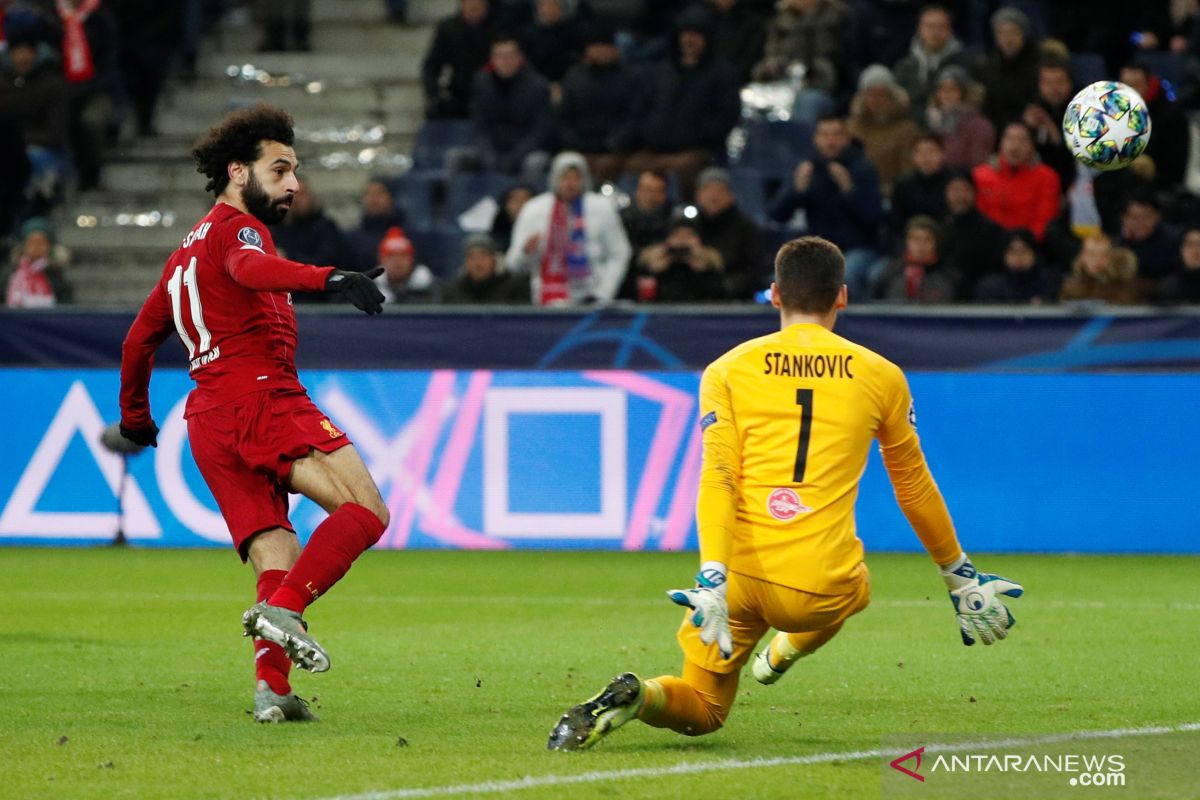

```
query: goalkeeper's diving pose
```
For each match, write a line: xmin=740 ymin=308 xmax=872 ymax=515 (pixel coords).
xmin=548 ymin=236 xmax=1024 ymax=750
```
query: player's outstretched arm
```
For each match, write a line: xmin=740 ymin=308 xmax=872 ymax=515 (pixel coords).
xmin=119 ymin=282 xmax=174 ymax=448
xmin=325 ymin=268 xmax=386 ymax=315
xmin=940 ymin=553 xmax=1024 ymax=646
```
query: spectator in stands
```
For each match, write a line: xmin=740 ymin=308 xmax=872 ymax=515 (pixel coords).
xmin=444 ymin=233 xmax=531 ymax=304
xmin=847 ymin=64 xmax=921 ymax=197
xmin=0 ymin=109 xmax=31 ymax=240
xmin=422 ymin=0 xmax=495 ymax=119
xmin=693 ymin=167 xmax=763 ymax=299
xmin=271 ymin=180 xmax=346 ymax=272
xmin=875 ymin=215 xmax=958 ymax=302
xmin=373 ymin=226 xmax=440 ymax=304
xmin=489 ymin=183 xmax=535 ymax=252
xmin=1155 ymin=226 xmax=1200 ymax=304
xmin=471 ymin=34 xmax=554 ymax=180
xmin=1118 ymin=190 xmax=1180 ymax=284
xmin=1118 ymin=61 xmax=1191 ymax=190
xmin=257 ymin=0 xmax=311 ymax=52
xmin=0 ymin=33 xmax=69 ymax=206
xmin=889 ymin=133 xmax=949 ymax=251
xmin=1059 ymin=233 xmax=1147 ymax=304
xmin=1022 ymin=58 xmax=1077 ymax=192
xmin=3 ymin=216 xmax=72 ymax=307
xmin=519 ymin=0 xmax=581 ymax=85
xmin=1048 ymin=2 xmax=1172 ymax=74
xmin=634 ymin=212 xmax=729 ymax=302
xmin=558 ymin=22 xmax=640 ymax=183
xmin=708 ymin=0 xmax=767 ymax=83
xmin=506 ymin=151 xmax=631 ymax=305
xmin=769 ymin=114 xmax=886 ymax=302
xmin=940 ymin=169 xmax=1006 ymax=298
xmin=976 ymin=6 xmax=1040 ymax=129
xmin=752 ymin=0 xmax=849 ymax=98
xmin=925 ymin=65 xmax=995 ymax=169
xmin=893 ymin=4 xmax=972 ymax=116
xmin=55 ymin=0 xmax=120 ymax=191
xmin=975 ymin=227 xmax=1061 ymax=304
xmin=346 ymin=178 xmax=407 ymax=271
xmin=110 ymin=0 xmax=184 ymax=137
xmin=623 ymin=8 xmax=741 ymax=198
xmin=620 ymin=169 xmax=673 ymax=261
xmin=973 ymin=122 xmax=1061 ymax=242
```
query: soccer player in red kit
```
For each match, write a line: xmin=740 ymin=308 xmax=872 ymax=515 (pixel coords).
xmin=118 ymin=104 xmax=390 ymax=723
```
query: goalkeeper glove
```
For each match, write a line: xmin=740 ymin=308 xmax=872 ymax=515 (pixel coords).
xmin=326 ymin=267 xmax=386 ymax=315
xmin=941 ymin=554 xmax=1024 ymax=646
xmin=118 ymin=422 xmax=158 ymax=448
xmin=667 ymin=562 xmax=733 ymax=659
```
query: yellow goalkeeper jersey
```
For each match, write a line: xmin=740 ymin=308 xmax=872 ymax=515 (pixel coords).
xmin=696 ymin=322 xmax=961 ymax=595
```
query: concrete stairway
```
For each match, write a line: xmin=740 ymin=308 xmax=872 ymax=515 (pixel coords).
xmin=64 ymin=0 xmax=457 ymax=306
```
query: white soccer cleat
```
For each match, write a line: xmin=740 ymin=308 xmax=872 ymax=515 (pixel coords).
xmin=752 ymin=632 xmax=806 ymax=685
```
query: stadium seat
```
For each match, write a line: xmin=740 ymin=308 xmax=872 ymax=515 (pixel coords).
xmin=1069 ymin=53 xmax=1108 ymax=88
xmin=411 ymin=120 xmax=478 ymax=172
xmin=387 ymin=170 xmax=440 ymax=229
xmin=728 ymin=167 xmax=769 ymax=227
xmin=407 ymin=223 xmax=466 ymax=279
xmin=444 ymin=171 xmax=517 ymax=222
xmin=735 ymin=119 xmax=814 ymax=180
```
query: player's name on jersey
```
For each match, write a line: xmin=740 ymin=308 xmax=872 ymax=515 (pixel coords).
xmin=763 ymin=352 xmax=855 ymax=379
xmin=181 ymin=222 xmax=213 ymax=249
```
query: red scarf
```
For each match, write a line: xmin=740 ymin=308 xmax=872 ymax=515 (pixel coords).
xmin=539 ymin=200 xmax=570 ymax=305
xmin=57 ymin=0 xmax=102 ymax=84
xmin=6 ymin=256 xmax=57 ymax=308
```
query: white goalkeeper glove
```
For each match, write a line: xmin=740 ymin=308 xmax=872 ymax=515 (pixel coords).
xmin=941 ymin=554 xmax=1024 ymax=646
xmin=668 ymin=562 xmax=733 ymax=659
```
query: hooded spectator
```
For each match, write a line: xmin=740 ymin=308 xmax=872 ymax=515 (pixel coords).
xmin=974 ymin=227 xmax=1061 ymax=303
xmin=972 ymin=121 xmax=1061 ymax=241
xmin=0 ymin=34 xmax=69 ymax=154
xmin=471 ymin=34 xmax=555 ymax=179
xmin=925 ymin=65 xmax=995 ymax=169
xmin=1059 ymin=233 xmax=1147 ymax=304
xmin=3 ymin=217 xmax=72 ymax=307
xmin=519 ymin=0 xmax=582 ymax=83
xmin=694 ymin=167 xmax=764 ymax=298
xmin=422 ymin=0 xmax=495 ymax=119
xmin=847 ymin=64 xmax=922 ymax=196
xmin=623 ymin=8 xmax=741 ymax=197
xmin=373 ymin=226 xmax=440 ymax=304
xmin=346 ymin=178 xmax=408 ymax=271
xmin=976 ymin=6 xmax=1040 ymax=128
xmin=507 ymin=151 xmax=631 ymax=305
xmin=893 ymin=4 xmax=973 ymax=115
xmin=444 ymin=233 xmax=531 ymax=304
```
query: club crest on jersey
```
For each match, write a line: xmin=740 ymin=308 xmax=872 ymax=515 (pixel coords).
xmin=237 ymin=226 xmax=264 ymax=249
xmin=767 ymin=488 xmax=811 ymax=521
xmin=320 ymin=419 xmax=345 ymax=439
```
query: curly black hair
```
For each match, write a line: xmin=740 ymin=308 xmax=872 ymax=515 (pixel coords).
xmin=191 ymin=103 xmax=295 ymax=196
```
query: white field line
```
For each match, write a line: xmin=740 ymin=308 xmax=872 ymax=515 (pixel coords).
xmin=306 ymin=722 xmax=1200 ymax=800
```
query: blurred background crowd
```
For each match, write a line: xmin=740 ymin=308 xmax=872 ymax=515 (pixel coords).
xmin=3 ymin=0 xmax=1200 ymax=308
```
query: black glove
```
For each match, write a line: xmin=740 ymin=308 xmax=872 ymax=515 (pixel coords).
xmin=325 ymin=268 xmax=386 ymax=315
xmin=119 ymin=422 xmax=159 ymax=448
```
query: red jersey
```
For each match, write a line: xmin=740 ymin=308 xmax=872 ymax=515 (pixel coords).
xmin=120 ymin=202 xmax=333 ymax=425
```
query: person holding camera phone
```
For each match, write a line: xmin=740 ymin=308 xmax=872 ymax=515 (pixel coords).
xmin=634 ymin=212 xmax=729 ymax=303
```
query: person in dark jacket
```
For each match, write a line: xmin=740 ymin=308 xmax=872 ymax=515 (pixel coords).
xmin=889 ymin=133 xmax=949 ymax=251
xmin=893 ymin=4 xmax=973 ymax=117
xmin=1155 ymin=227 xmax=1200 ymax=304
xmin=270 ymin=181 xmax=347 ymax=304
xmin=109 ymin=0 xmax=184 ymax=136
xmin=558 ymin=23 xmax=641 ymax=183
xmin=421 ymin=0 xmax=495 ymax=119
xmin=345 ymin=178 xmax=408 ymax=272
xmin=0 ymin=37 xmax=69 ymax=154
xmin=1021 ymin=58 xmax=1077 ymax=193
xmin=694 ymin=167 xmax=763 ymax=299
xmin=471 ymin=35 xmax=554 ymax=178
xmin=443 ymin=233 xmax=531 ymax=304
xmin=875 ymin=215 xmax=959 ymax=302
xmin=633 ymin=212 xmax=729 ymax=303
xmin=1119 ymin=61 xmax=1191 ymax=191
xmin=1117 ymin=190 xmax=1181 ymax=286
xmin=622 ymin=8 xmax=741 ymax=198
xmin=769 ymin=114 xmax=886 ymax=302
xmin=975 ymin=6 xmax=1040 ymax=129
xmin=707 ymin=0 xmax=766 ymax=84
xmin=616 ymin=169 xmax=673 ymax=300
xmin=939 ymin=169 xmax=1006 ymax=299
xmin=519 ymin=0 xmax=582 ymax=83
xmin=51 ymin=1 xmax=121 ymax=190
xmin=489 ymin=183 xmax=535 ymax=252
xmin=0 ymin=109 xmax=31 ymax=239
xmin=974 ymin=227 xmax=1061 ymax=304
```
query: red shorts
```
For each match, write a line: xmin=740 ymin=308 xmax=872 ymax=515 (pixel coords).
xmin=187 ymin=388 xmax=353 ymax=559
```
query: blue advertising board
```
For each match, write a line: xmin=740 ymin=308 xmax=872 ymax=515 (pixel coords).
xmin=1 ymin=368 xmax=1195 ymax=553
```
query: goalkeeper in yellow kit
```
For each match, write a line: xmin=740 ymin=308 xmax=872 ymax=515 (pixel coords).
xmin=548 ymin=237 xmax=1024 ymax=751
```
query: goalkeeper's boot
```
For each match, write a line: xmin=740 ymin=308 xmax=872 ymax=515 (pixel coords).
xmin=547 ymin=672 xmax=643 ymax=751
xmin=253 ymin=680 xmax=317 ymax=723
xmin=241 ymin=601 xmax=331 ymax=673
xmin=752 ymin=632 xmax=807 ymax=685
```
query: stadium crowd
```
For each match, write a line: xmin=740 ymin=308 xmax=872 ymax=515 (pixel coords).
xmin=4 ymin=0 xmax=1200 ymax=306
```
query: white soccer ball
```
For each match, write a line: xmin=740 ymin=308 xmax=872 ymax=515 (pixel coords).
xmin=1062 ymin=80 xmax=1152 ymax=172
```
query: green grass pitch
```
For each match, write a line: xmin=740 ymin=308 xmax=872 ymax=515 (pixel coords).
xmin=2 ymin=548 xmax=1197 ymax=799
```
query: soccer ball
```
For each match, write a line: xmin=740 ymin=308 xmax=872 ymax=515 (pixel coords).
xmin=1062 ymin=81 xmax=1152 ymax=171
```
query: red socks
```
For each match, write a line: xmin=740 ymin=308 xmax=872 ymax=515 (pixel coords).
xmin=254 ymin=569 xmax=292 ymax=695
xmin=269 ymin=503 xmax=385 ymax=614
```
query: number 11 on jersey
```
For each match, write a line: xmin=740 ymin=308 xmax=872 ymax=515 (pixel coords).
xmin=166 ymin=256 xmax=212 ymax=358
